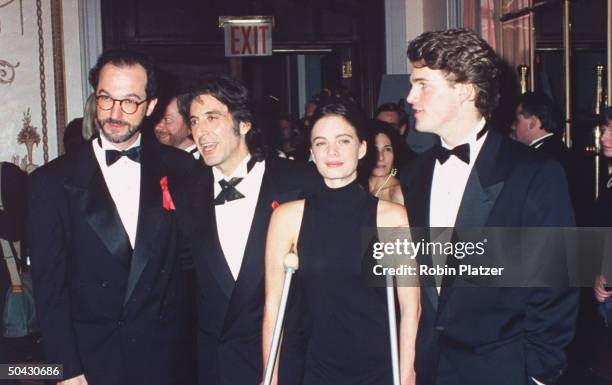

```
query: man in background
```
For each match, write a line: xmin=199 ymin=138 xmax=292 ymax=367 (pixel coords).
xmin=376 ymin=102 xmax=408 ymax=137
xmin=155 ymin=96 xmax=199 ymax=158
xmin=511 ymin=91 xmax=568 ymax=161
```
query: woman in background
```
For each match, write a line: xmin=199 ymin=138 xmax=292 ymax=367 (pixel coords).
xmin=365 ymin=120 xmax=405 ymax=205
xmin=593 ymin=107 xmax=612 ymax=330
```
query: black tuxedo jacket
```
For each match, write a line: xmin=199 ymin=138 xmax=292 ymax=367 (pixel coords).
xmin=29 ymin=137 xmax=197 ymax=385
xmin=401 ymin=127 xmax=578 ymax=385
xmin=531 ymin=134 xmax=569 ymax=164
xmin=530 ymin=134 xmax=594 ymax=225
xmin=175 ymin=157 xmax=319 ymax=385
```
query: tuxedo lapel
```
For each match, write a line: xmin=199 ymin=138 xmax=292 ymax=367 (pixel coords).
xmin=455 ymin=128 xmax=506 ymax=228
xmin=221 ymin=161 xmax=277 ymax=333
xmin=123 ymin=142 xmax=165 ymax=305
xmin=441 ymin=127 xmax=505 ymax=295
xmin=196 ymin=165 xmax=235 ymax=299
xmin=403 ymin=153 xmax=438 ymax=311
xmin=65 ymin=145 xmax=131 ymax=267
xmin=404 ymin=153 xmax=434 ymax=228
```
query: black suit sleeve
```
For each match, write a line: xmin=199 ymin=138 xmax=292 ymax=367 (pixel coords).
xmin=0 ymin=162 xmax=28 ymax=241
xmin=522 ymin=160 xmax=578 ymax=384
xmin=29 ymin=169 xmax=84 ymax=379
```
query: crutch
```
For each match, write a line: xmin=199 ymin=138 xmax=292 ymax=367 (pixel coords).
xmin=387 ymin=275 xmax=400 ymax=385
xmin=263 ymin=253 xmax=299 ymax=385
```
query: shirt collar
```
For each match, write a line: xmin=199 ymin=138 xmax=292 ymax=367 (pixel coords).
xmin=529 ymin=132 xmax=554 ymax=147
xmin=185 ymin=143 xmax=198 ymax=153
xmin=212 ymin=154 xmax=252 ymax=182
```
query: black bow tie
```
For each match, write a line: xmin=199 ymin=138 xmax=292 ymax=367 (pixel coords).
xmin=214 ymin=177 xmax=245 ymax=205
xmin=434 ymin=143 xmax=470 ymax=164
xmin=434 ymin=125 xmax=489 ymax=165
xmin=105 ymin=146 xmax=142 ymax=166
xmin=213 ymin=157 xmax=260 ymax=205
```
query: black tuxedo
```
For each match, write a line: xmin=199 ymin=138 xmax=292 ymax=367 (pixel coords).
xmin=175 ymin=157 xmax=318 ymax=385
xmin=401 ymin=127 xmax=578 ymax=385
xmin=29 ymin=137 xmax=197 ymax=385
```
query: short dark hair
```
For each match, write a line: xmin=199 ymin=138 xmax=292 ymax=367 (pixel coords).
xmin=152 ymin=71 xmax=189 ymax=126
xmin=517 ymin=92 xmax=558 ymax=134
xmin=407 ymin=28 xmax=501 ymax=118
xmin=375 ymin=102 xmax=408 ymax=127
xmin=88 ymin=49 xmax=158 ymax=100
xmin=177 ymin=73 xmax=266 ymax=160
xmin=309 ymin=96 xmax=367 ymax=142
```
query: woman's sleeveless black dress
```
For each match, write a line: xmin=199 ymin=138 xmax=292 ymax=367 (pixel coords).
xmin=294 ymin=180 xmax=393 ymax=385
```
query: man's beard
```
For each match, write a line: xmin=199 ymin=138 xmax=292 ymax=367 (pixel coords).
xmin=97 ymin=117 xmax=141 ymax=144
xmin=155 ymin=129 xmax=179 ymax=147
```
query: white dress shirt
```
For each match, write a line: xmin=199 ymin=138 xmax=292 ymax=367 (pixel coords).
xmin=429 ymin=119 xmax=487 ymax=291
xmin=185 ymin=143 xmax=200 ymax=159
xmin=213 ymin=155 xmax=265 ymax=279
xmin=430 ymin=118 xmax=487 ymax=228
xmin=92 ymin=134 xmax=141 ymax=248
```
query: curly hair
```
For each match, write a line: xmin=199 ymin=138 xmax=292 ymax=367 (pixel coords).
xmin=407 ymin=28 xmax=502 ymax=118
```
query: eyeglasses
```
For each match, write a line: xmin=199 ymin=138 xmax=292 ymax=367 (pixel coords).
xmin=95 ymin=95 xmax=148 ymax=115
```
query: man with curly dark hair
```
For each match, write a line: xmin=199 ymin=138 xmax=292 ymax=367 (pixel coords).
xmin=401 ymin=29 xmax=577 ymax=385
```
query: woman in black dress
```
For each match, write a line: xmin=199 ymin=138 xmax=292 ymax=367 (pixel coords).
xmin=263 ymin=98 xmax=419 ymax=385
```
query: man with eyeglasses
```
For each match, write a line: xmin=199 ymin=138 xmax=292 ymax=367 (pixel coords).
xmin=29 ymin=49 xmax=197 ymax=385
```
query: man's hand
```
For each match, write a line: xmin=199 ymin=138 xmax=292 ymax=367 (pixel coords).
xmin=58 ymin=374 xmax=88 ymax=385
xmin=594 ymin=274 xmax=612 ymax=303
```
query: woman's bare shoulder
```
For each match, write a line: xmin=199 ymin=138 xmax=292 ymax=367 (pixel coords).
xmin=376 ymin=199 xmax=408 ymax=227
xmin=273 ymin=199 xmax=306 ymax=218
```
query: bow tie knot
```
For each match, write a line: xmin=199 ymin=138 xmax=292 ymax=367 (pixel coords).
xmin=434 ymin=143 xmax=470 ymax=165
xmin=105 ymin=146 xmax=142 ymax=166
xmin=214 ymin=177 xmax=245 ymax=205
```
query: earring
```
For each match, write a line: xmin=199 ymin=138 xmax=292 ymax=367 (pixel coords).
xmin=390 ymin=168 xmax=397 ymax=176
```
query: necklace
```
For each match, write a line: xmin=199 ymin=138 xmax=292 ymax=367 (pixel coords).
xmin=373 ymin=168 xmax=397 ymax=197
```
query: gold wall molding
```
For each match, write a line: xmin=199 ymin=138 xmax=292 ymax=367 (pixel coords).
xmin=51 ymin=0 xmax=66 ymax=155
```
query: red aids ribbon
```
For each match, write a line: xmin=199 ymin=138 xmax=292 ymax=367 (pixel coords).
xmin=160 ymin=176 xmax=176 ymax=211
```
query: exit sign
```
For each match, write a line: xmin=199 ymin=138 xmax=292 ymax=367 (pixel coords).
xmin=223 ymin=23 xmax=272 ymax=57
